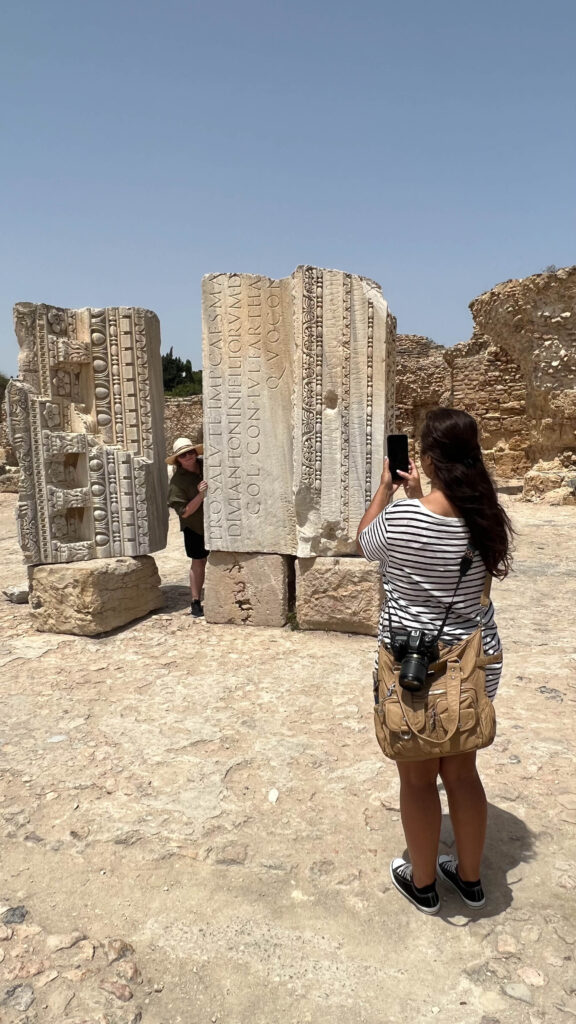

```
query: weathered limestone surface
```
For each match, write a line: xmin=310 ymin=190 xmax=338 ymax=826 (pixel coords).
xmin=204 ymin=552 xmax=289 ymax=627
xmin=395 ymin=267 xmax=576 ymax=481
xmin=28 ymin=556 xmax=163 ymax=635
xmin=202 ymin=267 xmax=395 ymax=558
xmin=522 ymin=456 xmax=576 ymax=505
xmin=6 ymin=303 xmax=168 ymax=564
xmin=296 ymin=556 xmax=383 ymax=636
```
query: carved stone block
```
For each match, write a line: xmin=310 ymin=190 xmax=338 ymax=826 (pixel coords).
xmin=28 ymin=556 xmax=164 ymax=635
xmin=202 ymin=266 xmax=395 ymax=558
xmin=6 ymin=303 xmax=168 ymax=564
xmin=296 ymin=556 xmax=383 ymax=635
xmin=204 ymin=552 xmax=289 ymax=627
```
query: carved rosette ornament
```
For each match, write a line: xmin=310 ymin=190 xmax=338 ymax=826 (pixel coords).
xmin=6 ymin=303 xmax=168 ymax=565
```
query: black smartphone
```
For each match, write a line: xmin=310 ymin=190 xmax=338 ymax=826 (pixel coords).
xmin=387 ymin=434 xmax=409 ymax=482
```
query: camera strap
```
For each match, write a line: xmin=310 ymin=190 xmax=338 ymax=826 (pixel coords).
xmin=386 ymin=543 xmax=478 ymax=646
xmin=431 ymin=544 xmax=475 ymax=645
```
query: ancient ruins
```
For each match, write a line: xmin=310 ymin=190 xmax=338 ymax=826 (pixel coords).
xmin=6 ymin=303 xmax=168 ymax=564
xmin=395 ymin=266 xmax=576 ymax=501
xmin=201 ymin=266 xmax=396 ymax=556
xmin=2 ymin=266 xmax=575 ymax=634
xmin=5 ymin=303 xmax=167 ymax=634
xmin=200 ymin=266 xmax=395 ymax=628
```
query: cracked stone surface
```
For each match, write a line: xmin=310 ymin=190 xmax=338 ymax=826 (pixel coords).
xmin=0 ymin=493 xmax=575 ymax=1023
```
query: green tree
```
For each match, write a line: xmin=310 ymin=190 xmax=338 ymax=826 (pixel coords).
xmin=162 ymin=348 xmax=202 ymax=396
xmin=0 ymin=372 xmax=8 ymax=406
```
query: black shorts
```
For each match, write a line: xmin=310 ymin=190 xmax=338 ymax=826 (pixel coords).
xmin=183 ymin=528 xmax=209 ymax=561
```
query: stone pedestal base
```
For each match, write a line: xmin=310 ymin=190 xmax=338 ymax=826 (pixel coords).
xmin=296 ymin=557 xmax=383 ymax=635
xmin=28 ymin=556 xmax=164 ymax=635
xmin=205 ymin=553 xmax=289 ymax=627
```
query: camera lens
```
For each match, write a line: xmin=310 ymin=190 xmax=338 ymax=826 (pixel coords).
xmin=399 ymin=654 xmax=429 ymax=692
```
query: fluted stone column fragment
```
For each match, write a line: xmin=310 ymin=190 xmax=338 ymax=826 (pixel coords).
xmin=202 ymin=266 xmax=395 ymax=558
xmin=6 ymin=303 xmax=168 ymax=564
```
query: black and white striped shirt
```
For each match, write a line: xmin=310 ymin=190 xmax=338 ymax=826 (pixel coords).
xmin=360 ymin=499 xmax=503 ymax=699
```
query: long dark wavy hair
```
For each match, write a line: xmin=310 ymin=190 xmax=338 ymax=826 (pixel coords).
xmin=420 ymin=408 xmax=513 ymax=578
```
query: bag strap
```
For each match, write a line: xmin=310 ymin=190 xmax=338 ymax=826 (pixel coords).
xmin=477 ymin=651 xmax=502 ymax=667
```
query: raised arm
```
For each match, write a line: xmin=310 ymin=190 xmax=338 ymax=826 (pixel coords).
xmin=357 ymin=458 xmax=398 ymax=553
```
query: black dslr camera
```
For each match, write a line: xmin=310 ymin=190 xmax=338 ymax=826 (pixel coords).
xmin=389 ymin=629 xmax=440 ymax=693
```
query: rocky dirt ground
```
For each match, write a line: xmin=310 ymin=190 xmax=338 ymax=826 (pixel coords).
xmin=0 ymin=493 xmax=575 ymax=1024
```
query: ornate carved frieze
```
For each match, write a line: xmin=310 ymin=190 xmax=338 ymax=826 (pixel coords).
xmin=202 ymin=266 xmax=396 ymax=557
xmin=6 ymin=302 xmax=168 ymax=565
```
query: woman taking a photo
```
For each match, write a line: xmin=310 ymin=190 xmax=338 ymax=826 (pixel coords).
xmin=358 ymin=408 xmax=513 ymax=914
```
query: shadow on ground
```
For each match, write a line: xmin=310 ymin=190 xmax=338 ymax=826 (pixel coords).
xmin=159 ymin=583 xmax=191 ymax=613
xmin=432 ymin=803 xmax=537 ymax=923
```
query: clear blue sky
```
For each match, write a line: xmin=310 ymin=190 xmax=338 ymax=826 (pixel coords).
xmin=1 ymin=0 xmax=574 ymax=377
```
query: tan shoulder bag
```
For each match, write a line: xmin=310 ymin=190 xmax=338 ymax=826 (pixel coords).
xmin=374 ymin=571 xmax=501 ymax=763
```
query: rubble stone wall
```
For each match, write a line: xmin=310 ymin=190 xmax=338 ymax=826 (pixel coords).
xmin=164 ymin=395 xmax=203 ymax=451
xmin=396 ymin=267 xmax=576 ymax=478
xmin=469 ymin=267 xmax=576 ymax=468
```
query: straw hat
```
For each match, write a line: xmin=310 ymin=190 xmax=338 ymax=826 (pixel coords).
xmin=166 ymin=437 xmax=204 ymax=465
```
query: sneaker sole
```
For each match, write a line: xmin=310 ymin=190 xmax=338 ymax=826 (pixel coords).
xmin=436 ymin=864 xmax=485 ymax=908
xmin=389 ymin=863 xmax=441 ymax=915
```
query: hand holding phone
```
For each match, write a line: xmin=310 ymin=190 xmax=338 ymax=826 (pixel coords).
xmin=387 ymin=434 xmax=410 ymax=482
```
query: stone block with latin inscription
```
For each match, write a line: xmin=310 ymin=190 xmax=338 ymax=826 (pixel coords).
xmin=202 ymin=266 xmax=395 ymax=558
xmin=204 ymin=552 xmax=290 ymax=627
xmin=295 ymin=556 xmax=383 ymax=636
xmin=6 ymin=303 xmax=168 ymax=564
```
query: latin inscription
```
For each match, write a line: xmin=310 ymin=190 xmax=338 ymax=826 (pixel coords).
xmin=206 ymin=274 xmax=288 ymax=541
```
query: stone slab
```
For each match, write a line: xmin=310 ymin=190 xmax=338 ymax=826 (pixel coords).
xmin=28 ymin=556 xmax=163 ymax=635
xmin=204 ymin=552 xmax=290 ymax=627
xmin=296 ymin=556 xmax=383 ymax=635
xmin=202 ymin=267 xmax=395 ymax=558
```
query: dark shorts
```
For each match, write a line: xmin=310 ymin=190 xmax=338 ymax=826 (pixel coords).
xmin=183 ymin=528 xmax=209 ymax=561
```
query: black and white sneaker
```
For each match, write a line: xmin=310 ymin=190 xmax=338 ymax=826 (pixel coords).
xmin=437 ymin=855 xmax=485 ymax=908
xmin=389 ymin=858 xmax=440 ymax=915
xmin=191 ymin=600 xmax=204 ymax=617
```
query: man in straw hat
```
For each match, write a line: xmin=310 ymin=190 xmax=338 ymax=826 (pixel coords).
xmin=167 ymin=437 xmax=209 ymax=616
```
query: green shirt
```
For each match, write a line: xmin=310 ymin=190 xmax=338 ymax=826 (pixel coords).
xmin=168 ymin=466 xmax=205 ymax=535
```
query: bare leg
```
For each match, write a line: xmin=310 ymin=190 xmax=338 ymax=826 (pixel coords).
xmin=190 ymin=558 xmax=207 ymax=602
xmin=396 ymin=759 xmax=441 ymax=887
xmin=439 ymin=752 xmax=487 ymax=881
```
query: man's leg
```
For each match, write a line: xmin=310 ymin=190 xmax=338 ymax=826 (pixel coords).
xmin=190 ymin=557 xmax=207 ymax=603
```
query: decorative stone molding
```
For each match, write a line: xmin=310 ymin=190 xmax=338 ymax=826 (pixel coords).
xmin=6 ymin=303 xmax=168 ymax=564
